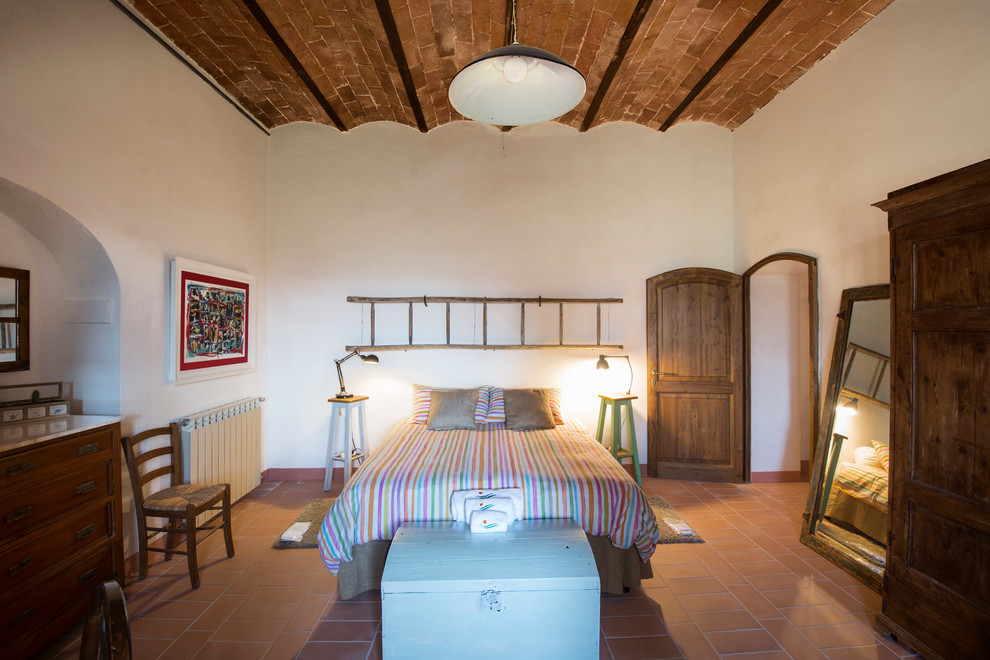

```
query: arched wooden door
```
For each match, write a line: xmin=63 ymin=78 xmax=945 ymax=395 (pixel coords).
xmin=647 ymin=268 xmax=744 ymax=482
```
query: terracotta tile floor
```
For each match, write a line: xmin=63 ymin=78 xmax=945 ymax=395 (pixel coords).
xmin=37 ymin=478 xmax=919 ymax=659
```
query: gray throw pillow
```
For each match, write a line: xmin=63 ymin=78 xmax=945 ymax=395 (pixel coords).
xmin=426 ymin=389 xmax=479 ymax=430
xmin=503 ymin=388 xmax=555 ymax=430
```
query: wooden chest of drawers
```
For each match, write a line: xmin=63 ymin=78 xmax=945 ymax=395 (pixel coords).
xmin=0 ymin=417 xmax=123 ymax=659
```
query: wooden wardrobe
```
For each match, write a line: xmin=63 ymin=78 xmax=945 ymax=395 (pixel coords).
xmin=874 ymin=158 xmax=990 ymax=658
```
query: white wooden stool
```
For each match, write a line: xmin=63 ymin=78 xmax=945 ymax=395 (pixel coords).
xmin=324 ymin=395 xmax=368 ymax=491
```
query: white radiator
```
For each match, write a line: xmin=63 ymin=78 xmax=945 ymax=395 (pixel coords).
xmin=180 ymin=397 xmax=263 ymax=506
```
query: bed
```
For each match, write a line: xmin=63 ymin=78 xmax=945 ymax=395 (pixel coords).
xmin=317 ymin=386 xmax=660 ymax=599
xmin=824 ymin=445 xmax=889 ymax=544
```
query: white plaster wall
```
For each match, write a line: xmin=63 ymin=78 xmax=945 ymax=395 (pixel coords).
xmin=0 ymin=0 xmax=269 ymax=557
xmin=733 ymin=0 xmax=990 ymax=402
xmin=0 ymin=0 xmax=269 ymax=432
xmin=749 ymin=264 xmax=810 ymax=473
xmin=267 ymin=120 xmax=734 ymax=468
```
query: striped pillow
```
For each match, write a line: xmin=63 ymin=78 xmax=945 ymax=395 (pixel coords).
xmin=872 ymin=440 xmax=890 ymax=472
xmin=412 ymin=385 xmax=490 ymax=425
xmin=485 ymin=387 xmax=563 ymax=424
xmin=545 ymin=388 xmax=564 ymax=425
xmin=484 ymin=387 xmax=506 ymax=422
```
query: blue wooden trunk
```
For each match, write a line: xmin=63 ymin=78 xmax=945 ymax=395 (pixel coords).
xmin=381 ymin=519 xmax=600 ymax=659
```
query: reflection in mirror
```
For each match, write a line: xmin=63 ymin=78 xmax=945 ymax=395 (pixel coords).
xmin=0 ymin=266 xmax=29 ymax=372
xmin=802 ymin=285 xmax=889 ymax=592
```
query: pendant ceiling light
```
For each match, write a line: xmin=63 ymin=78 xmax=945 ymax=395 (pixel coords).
xmin=448 ymin=0 xmax=586 ymax=126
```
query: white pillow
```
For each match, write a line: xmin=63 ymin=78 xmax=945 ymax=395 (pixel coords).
xmin=853 ymin=445 xmax=878 ymax=467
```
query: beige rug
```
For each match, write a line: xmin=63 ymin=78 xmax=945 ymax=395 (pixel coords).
xmin=273 ymin=494 xmax=703 ymax=549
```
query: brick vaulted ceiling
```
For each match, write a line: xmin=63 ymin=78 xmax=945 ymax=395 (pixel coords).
xmin=121 ymin=0 xmax=895 ymax=133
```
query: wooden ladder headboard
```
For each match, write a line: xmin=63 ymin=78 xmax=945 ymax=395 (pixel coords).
xmin=345 ymin=295 xmax=623 ymax=351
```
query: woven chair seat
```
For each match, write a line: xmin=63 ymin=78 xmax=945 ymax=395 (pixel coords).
xmin=143 ymin=483 xmax=227 ymax=514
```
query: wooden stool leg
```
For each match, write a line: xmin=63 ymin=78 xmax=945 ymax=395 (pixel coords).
xmin=324 ymin=404 xmax=340 ymax=491
xmin=356 ymin=401 xmax=367 ymax=470
xmin=222 ymin=485 xmax=235 ymax=559
xmin=623 ymin=401 xmax=642 ymax=486
xmin=595 ymin=398 xmax=608 ymax=446
xmin=343 ymin=404 xmax=353 ymax=483
xmin=611 ymin=401 xmax=622 ymax=460
xmin=185 ymin=508 xmax=200 ymax=590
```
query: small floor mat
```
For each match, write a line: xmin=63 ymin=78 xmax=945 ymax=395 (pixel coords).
xmin=272 ymin=498 xmax=335 ymax=549
xmin=648 ymin=495 xmax=705 ymax=544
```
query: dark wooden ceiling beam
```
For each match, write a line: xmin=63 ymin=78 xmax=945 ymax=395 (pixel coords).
xmin=659 ymin=0 xmax=784 ymax=132
xmin=579 ymin=0 xmax=655 ymax=133
xmin=239 ymin=0 xmax=347 ymax=131
xmin=375 ymin=0 xmax=428 ymax=133
xmin=109 ymin=0 xmax=269 ymax=134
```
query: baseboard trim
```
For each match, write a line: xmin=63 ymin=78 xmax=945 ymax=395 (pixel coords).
xmin=751 ymin=470 xmax=804 ymax=483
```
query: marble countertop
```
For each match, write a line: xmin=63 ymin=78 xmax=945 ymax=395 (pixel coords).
xmin=0 ymin=415 xmax=124 ymax=454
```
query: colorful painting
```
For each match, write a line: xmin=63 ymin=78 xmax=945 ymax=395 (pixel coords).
xmin=170 ymin=258 xmax=255 ymax=383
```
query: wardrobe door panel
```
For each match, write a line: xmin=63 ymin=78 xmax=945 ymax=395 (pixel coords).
xmin=876 ymin=159 xmax=990 ymax=659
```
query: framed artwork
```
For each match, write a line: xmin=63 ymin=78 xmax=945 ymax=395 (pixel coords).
xmin=169 ymin=257 xmax=255 ymax=384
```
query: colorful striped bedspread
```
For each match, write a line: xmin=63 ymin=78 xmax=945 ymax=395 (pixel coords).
xmin=318 ymin=417 xmax=660 ymax=574
xmin=834 ymin=462 xmax=888 ymax=511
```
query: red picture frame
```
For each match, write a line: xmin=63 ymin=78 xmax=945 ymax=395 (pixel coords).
xmin=170 ymin=258 xmax=255 ymax=383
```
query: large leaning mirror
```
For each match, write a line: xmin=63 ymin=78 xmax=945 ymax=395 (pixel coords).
xmin=801 ymin=284 xmax=889 ymax=592
xmin=0 ymin=266 xmax=30 ymax=372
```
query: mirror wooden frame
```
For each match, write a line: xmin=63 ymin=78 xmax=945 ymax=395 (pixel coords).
xmin=0 ymin=266 xmax=29 ymax=373
xmin=801 ymin=283 xmax=889 ymax=592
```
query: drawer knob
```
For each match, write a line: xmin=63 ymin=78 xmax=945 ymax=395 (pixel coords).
xmin=76 ymin=480 xmax=98 ymax=495
xmin=10 ymin=605 xmax=37 ymax=628
xmin=7 ymin=461 xmax=34 ymax=477
xmin=78 ymin=568 xmax=99 ymax=584
xmin=76 ymin=523 xmax=97 ymax=540
xmin=78 ymin=442 xmax=100 ymax=456
xmin=8 ymin=556 xmax=34 ymax=576
xmin=5 ymin=506 xmax=32 ymax=524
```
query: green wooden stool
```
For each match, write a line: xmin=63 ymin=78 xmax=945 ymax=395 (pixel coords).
xmin=595 ymin=394 xmax=641 ymax=486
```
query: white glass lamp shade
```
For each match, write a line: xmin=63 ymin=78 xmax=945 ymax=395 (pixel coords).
xmin=449 ymin=44 xmax=586 ymax=126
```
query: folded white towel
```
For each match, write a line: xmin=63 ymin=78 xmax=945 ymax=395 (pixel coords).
xmin=464 ymin=495 xmax=516 ymax=522
xmin=469 ymin=509 xmax=509 ymax=533
xmin=664 ymin=517 xmax=694 ymax=536
xmin=280 ymin=521 xmax=310 ymax=542
xmin=451 ymin=488 xmax=523 ymax=521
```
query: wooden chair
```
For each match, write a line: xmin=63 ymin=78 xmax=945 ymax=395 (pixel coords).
xmin=121 ymin=423 xmax=234 ymax=589
xmin=79 ymin=581 xmax=131 ymax=660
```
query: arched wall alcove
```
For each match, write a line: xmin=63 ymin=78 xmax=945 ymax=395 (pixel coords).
xmin=743 ymin=252 xmax=820 ymax=483
xmin=0 ymin=177 xmax=121 ymax=414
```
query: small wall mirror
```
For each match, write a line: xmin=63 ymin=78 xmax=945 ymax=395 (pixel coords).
xmin=801 ymin=284 xmax=889 ymax=592
xmin=0 ymin=266 xmax=29 ymax=372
